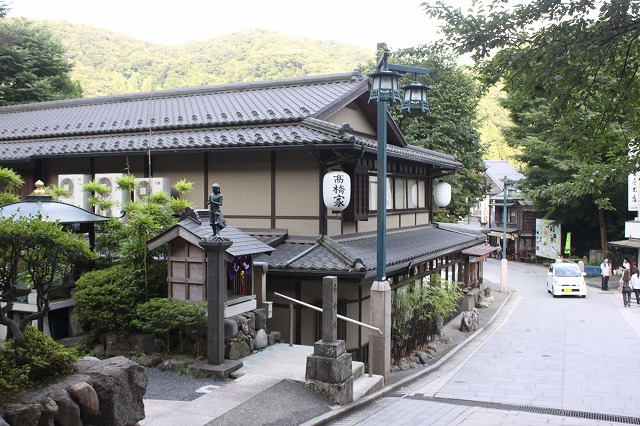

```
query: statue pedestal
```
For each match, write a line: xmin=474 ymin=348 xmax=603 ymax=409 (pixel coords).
xmin=199 ymin=238 xmax=236 ymax=367
xmin=305 ymin=340 xmax=353 ymax=405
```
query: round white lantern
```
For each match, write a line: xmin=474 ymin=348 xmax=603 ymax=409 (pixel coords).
xmin=323 ymin=171 xmax=351 ymax=213
xmin=434 ymin=180 xmax=452 ymax=207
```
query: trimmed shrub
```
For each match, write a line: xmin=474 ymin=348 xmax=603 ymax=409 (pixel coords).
xmin=0 ymin=326 xmax=76 ymax=402
xmin=134 ymin=298 xmax=207 ymax=356
xmin=73 ymin=264 xmax=145 ymax=335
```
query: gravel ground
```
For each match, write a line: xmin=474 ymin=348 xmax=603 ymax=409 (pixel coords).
xmin=144 ymin=367 xmax=230 ymax=401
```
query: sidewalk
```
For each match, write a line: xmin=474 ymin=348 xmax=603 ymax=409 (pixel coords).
xmin=141 ymin=282 xmax=511 ymax=426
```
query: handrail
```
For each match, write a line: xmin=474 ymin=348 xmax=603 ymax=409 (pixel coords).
xmin=274 ymin=292 xmax=382 ymax=335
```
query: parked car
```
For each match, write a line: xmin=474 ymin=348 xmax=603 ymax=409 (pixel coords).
xmin=547 ymin=261 xmax=587 ymax=298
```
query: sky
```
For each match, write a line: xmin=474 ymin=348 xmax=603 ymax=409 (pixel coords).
xmin=6 ymin=0 xmax=472 ymax=50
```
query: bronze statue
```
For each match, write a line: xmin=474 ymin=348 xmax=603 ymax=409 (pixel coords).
xmin=208 ymin=183 xmax=227 ymax=236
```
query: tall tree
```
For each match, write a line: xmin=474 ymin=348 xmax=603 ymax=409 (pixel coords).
xmin=389 ymin=46 xmax=487 ymax=220
xmin=0 ymin=19 xmax=82 ymax=105
xmin=422 ymin=0 xmax=640 ymax=253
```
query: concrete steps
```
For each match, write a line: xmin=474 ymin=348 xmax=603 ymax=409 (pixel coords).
xmin=351 ymin=361 xmax=384 ymax=401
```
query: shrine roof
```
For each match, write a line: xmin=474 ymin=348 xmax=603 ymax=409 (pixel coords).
xmin=254 ymin=224 xmax=486 ymax=279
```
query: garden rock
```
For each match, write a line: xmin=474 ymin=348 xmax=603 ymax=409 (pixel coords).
xmin=2 ymin=358 xmax=146 ymax=426
xmin=415 ymin=351 xmax=430 ymax=364
xmin=105 ymin=333 xmax=131 ymax=357
xmin=75 ymin=356 xmax=147 ymax=426
xmin=3 ymin=403 xmax=41 ymax=426
xmin=224 ymin=319 xmax=238 ymax=339
xmin=68 ymin=381 xmax=99 ymax=420
xmin=459 ymin=308 xmax=479 ymax=332
xmin=157 ymin=355 xmax=194 ymax=372
xmin=38 ymin=397 xmax=58 ymax=426
xmin=253 ymin=308 xmax=267 ymax=329
xmin=254 ymin=329 xmax=268 ymax=349
xmin=135 ymin=354 xmax=163 ymax=368
xmin=50 ymin=388 xmax=81 ymax=426
xmin=242 ymin=312 xmax=256 ymax=335
xmin=228 ymin=340 xmax=251 ymax=360
xmin=234 ymin=315 xmax=250 ymax=335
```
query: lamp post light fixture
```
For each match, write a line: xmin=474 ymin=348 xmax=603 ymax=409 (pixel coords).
xmin=369 ymin=42 xmax=431 ymax=282
xmin=367 ymin=43 xmax=432 ymax=381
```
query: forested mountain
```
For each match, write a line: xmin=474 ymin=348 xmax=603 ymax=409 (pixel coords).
xmin=25 ymin=19 xmax=514 ymax=163
xmin=39 ymin=20 xmax=373 ymax=96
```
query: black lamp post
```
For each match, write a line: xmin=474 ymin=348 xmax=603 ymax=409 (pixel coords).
xmin=369 ymin=43 xmax=431 ymax=281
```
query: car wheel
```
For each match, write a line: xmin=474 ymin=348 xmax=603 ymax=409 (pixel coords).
xmin=581 ymin=295 xmax=586 ymax=298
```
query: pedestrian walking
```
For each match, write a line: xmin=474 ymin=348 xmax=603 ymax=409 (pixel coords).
xmin=632 ymin=267 xmax=640 ymax=306
xmin=621 ymin=268 xmax=632 ymax=307
xmin=601 ymin=257 xmax=612 ymax=291
xmin=623 ymin=258 xmax=631 ymax=271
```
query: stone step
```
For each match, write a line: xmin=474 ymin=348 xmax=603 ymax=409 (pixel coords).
xmin=352 ymin=372 xmax=384 ymax=401
xmin=352 ymin=361 xmax=365 ymax=380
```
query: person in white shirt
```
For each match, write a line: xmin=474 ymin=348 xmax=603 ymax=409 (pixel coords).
xmin=600 ymin=258 xmax=612 ymax=291
xmin=622 ymin=258 xmax=630 ymax=271
xmin=632 ymin=267 xmax=640 ymax=306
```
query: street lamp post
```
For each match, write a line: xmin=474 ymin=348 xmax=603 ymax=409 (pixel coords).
xmin=369 ymin=43 xmax=431 ymax=282
xmin=368 ymin=43 xmax=431 ymax=379
xmin=500 ymin=176 xmax=514 ymax=293
xmin=502 ymin=175 xmax=508 ymax=260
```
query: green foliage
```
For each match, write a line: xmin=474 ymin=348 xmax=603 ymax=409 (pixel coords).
xmin=387 ymin=45 xmax=488 ymax=219
xmin=0 ymin=326 xmax=76 ymax=402
xmin=46 ymin=183 xmax=71 ymax=200
xmin=0 ymin=216 xmax=94 ymax=343
xmin=134 ymin=298 xmax=207 ymax=355
xmin=391 ymin=275 xmax=463 ymax=362
xmin=73 ymin=265 xmax=145 ymax=335
xmin=0 ymin=18 xmax=82 ymax=105
xmin=83 ymin=179 xmax=119 ymax=215
xmin=423 ymin=0 xmax=640 ymax=252
xmin=34 ymin=22 xmax=371 ymax=96
xmin=0 ymin=166 xmax=23 ymax=205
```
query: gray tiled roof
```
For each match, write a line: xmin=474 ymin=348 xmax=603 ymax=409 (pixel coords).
xmin=256 ymin=225 xmax=484 ymax=278
xmin=147 ymin=215 xmax=274 ymax=257
xmin=0 ymin=72 xmax=461 ymax=170
xmin=0 ymin=72 xmax=367 ymax=141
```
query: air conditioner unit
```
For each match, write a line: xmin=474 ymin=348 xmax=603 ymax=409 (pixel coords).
xmin=94 ymin=173 xmax=128 ymax=217
xmin=134 ymin=177 xmax=172 ymax=201
xmin=58 ymin=174 xmax=91 ymax=210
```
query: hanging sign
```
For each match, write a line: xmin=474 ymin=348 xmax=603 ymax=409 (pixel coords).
xmin=629 ymin=173 xmax=639 ymax=211
xmin=323 ymin=171 xmax=351 ymax=213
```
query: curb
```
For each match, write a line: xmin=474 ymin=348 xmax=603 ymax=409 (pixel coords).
xmin=302 ymin=288 xmax=514 ymax=426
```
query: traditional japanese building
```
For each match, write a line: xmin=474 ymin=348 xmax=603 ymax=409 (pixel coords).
xmin=0 ymin=71 xmax=493 ymax=359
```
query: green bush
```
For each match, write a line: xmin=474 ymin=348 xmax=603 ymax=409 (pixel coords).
xmin=0 ymin=326 xmax=76 ymax=402
xmin=73 ymin=264 xmax=145 ymax=335
xmin=391 ymin=275 xmax=463 ymax=363
xmin=134 ymin=298 xmax=207 ymax=356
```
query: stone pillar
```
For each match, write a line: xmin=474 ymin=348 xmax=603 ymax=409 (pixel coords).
xmin=200 ymin=239 xmax=233 ymax=365
xmin=190 ymin=238 xmax=242 ymax=379
xmin=501 ymin=258 xmax=508 ymax=293
xmin=305 ymin=276 xmax=353 ymax=405
xmin=370 ymin=279 xmax=391 ymax=382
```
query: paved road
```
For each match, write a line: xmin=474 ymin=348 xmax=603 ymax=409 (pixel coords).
xmin=328 ymin=259 xmax=640 ymax=425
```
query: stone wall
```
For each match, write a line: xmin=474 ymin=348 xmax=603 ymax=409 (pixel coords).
xmin=225 ymin=307 xmax=281 ymax=360
xmin=0 ymin=357 xmax=147 ymax=426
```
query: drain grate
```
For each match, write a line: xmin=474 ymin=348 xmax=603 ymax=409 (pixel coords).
xmin=392 ymin=393 xmax=640 ymax=425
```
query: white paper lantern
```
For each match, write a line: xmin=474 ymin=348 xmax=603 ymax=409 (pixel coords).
xmin=323 ymin=171 xmax=351 ymax=213
xmin=434 ymin=180 xmax=452 ymax=207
